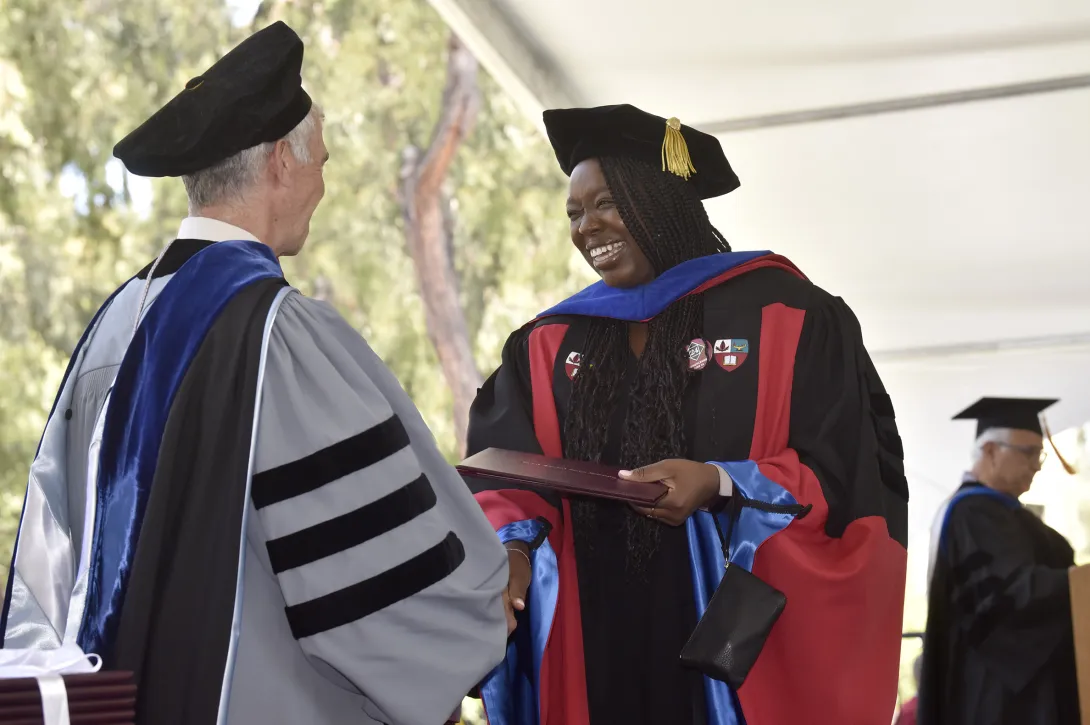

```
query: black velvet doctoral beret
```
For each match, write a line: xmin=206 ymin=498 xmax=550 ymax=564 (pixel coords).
xmin=953 ymin=397 xmax=1058 ymax=437
xmin=113 ymin=21 xmax=312 ymax=177
xmin=542 ymin=104 xmax=740 ymax=199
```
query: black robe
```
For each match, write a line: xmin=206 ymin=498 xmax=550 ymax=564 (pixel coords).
xmin=919 ymin=481 xmax=1080 ymax=725
xmin=466 ymin=254 xmax=910 ymax=725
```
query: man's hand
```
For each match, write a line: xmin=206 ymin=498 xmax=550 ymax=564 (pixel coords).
xmin=502 ymin=542 xmax=531 ymax=635
xmin=622 ymin=459 xmax=722 ymax=526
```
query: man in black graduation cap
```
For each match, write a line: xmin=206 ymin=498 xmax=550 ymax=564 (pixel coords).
xmin=919 ymin=397 xmax=1080 ymax=724
xmin=0 ymin=21 xmax=509 ymax=725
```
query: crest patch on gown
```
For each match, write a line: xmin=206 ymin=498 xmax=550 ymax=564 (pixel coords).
xmin=713 ymin=339 xmax=749 ymax=372
xmin=565 ymin=351 xmax=582 ymax=380
xmin=687 ymin=339 xmax=709 ymax=371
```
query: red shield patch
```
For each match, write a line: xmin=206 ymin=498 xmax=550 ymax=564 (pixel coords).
xmin=713 ymin=339 xmax=749 ymax=372
xmin=565 ymin=351 xmax=582 ymax=380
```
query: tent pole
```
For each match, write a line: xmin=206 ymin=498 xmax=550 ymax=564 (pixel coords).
xmin=701 ymin=73 xmax=1090 ymax=133
xmin=872 ymin=331 xmax=1090 ymax=364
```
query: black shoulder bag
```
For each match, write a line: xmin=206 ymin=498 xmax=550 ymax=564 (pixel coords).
xmin=679 ymin=493 xmax=788 ymax=689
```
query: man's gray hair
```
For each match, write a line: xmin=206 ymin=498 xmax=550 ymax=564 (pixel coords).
xmin=971 ymin=427 xmax=1013 ymax=465
xmin=182 ymin=102 xmax=323 ymax=210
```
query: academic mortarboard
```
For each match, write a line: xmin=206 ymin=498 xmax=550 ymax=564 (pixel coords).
xmin=113 ymin=21 xmax=312 ymax=178
xmin=542 ymin=104 xmax=740 ymax=200
xmin=952 ymin=397 xmax=1058 ymax=437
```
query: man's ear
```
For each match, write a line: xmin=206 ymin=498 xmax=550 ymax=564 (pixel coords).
xmin=268 ymin=138 xmax=294 ymax=187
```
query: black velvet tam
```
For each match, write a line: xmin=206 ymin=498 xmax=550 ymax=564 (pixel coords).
xmin=114 ymin=21 xmax=312 ymax=177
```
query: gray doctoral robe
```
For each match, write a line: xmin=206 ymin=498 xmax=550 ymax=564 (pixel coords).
xmin=2 ymin=234 xmax=508 ymax=725
xmin=228 ymin=291 xmax=509 ymax=724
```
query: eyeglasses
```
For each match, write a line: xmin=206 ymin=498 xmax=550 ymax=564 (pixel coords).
xmin=996 ymin=442 xmax=1048 ymax=466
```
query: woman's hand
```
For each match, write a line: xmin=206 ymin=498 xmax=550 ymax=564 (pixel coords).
xmin=622 ymin=459 xmax=722 ymax=526
xmin=502 ymin=542 xmax=531 ymax=635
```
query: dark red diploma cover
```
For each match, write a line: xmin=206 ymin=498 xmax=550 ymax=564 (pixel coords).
xmin=0 ymin=671 xmax=136 ymax=724
xmin=457 ymin=448 xmax=668 ymax=505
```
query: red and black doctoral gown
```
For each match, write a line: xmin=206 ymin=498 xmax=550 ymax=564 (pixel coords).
xmin=464 ymin=250 xmax=909 ymax=725
xmin=918 ymin=482 xmax=1080 ymax=725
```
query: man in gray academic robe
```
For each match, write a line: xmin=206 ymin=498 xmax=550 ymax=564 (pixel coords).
xmin=1 ymin=21 xmax=508 ymax=725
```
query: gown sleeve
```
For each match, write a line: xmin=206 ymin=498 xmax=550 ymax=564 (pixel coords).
xmin=466 ymin=326 xmax=540 ymax=459
xmin=711 ymin=291 xmax=908 ymax=539
xmin=785 ymin=291 xmax=908 ymax=540
xmin=464 ymin=323 xmax=585 ymax=725
xmin=942 ymin=496 xmax=1073 ymax=690
xmin=249 ymin=292 xmax=509 ymax=725
xmin=465 ymin=325 xmax=562 ymax=542
xmin=711 ymin=291 xmax=909 ymax=725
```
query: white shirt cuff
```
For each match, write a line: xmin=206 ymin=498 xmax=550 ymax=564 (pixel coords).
xmin=714 ymin=464 xmax=733 ymax=498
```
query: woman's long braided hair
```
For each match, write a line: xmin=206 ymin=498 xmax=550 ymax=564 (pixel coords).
xmin=565 ymin=156 xmax=730 ymax=568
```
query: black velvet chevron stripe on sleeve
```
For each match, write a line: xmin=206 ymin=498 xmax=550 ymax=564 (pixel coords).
xmin=284 ymin=532 xmax=466 ymax=639
xmin=251 ymin=414 xmax=410 ymax=509
xmin=264 ymin=474 xmax=437 ymax=574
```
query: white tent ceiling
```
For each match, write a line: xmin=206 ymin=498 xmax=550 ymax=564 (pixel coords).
xmin=429 ymin=0 xmax=1090 ymax=592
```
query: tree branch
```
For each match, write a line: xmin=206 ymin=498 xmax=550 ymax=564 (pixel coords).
xmin=415 ymin=34 xmax=481 ymax=198
xmin=398 ymin=33 xmax=482 ymax=457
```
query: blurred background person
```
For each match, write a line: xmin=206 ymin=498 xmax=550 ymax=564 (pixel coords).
xmin=919 ymin=397 xmax=1079 ymax=725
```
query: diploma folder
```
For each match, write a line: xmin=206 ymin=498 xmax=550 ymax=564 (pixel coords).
xmin=0 ymin=671 xmax=136 ymax=724
xmin=457 ymin=448 xmax=669 ymax=506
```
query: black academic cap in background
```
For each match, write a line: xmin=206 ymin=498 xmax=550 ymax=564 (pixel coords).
xmin=113 ymin=21 xmax=312 ymax=178
xmin=542 ymin=104 xmax=740 ymax=200
xmin=952 ymin=397 xmax=1058 ymax=437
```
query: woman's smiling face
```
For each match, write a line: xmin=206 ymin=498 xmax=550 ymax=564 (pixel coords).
xmin=565 ymin=158 xmax=655 ymax=289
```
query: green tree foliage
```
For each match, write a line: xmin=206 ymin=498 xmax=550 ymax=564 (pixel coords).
xmin=0 ymin=0 xmax=594 ymax=589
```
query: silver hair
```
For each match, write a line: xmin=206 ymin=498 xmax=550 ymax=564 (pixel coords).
xmin=970 ymin=427 xmax=1014 ymax=465
xmin=182 ymin=102 xmax=323 ymax=210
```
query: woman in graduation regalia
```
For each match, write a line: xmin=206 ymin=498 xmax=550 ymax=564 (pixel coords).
xmin=464 ymin=104 xmax=910 ymax=725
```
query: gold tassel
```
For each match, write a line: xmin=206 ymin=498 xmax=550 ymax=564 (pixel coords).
xmin=661 ymin=117 xmax=697 ymax=180
xmin=1041 ymin=415 xmax=1077 ymax=474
